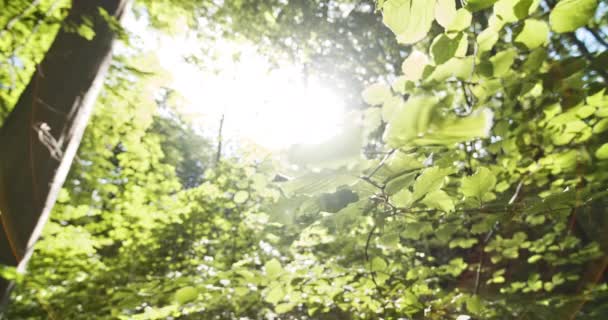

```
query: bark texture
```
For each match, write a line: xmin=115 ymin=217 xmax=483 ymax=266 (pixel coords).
xmin=0 ymin=0 xmax=129 ymax=302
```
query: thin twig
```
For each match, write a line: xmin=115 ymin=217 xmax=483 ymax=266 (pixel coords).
xmin=215 ymin=113 xmax=224 ymax=165
xmin=365 ymin=148 xmax=396 ymax=179
xmin=364 ymin=224 xmax=384 ymax=296
xmin=508 ymin=180 xmax=525 ymax=205
xmin=361 ymin=175 xmax=384 ymax=190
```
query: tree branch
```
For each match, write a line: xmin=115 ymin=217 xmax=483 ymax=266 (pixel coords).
xmin=568 ymin=33 xmax=608 ymax=84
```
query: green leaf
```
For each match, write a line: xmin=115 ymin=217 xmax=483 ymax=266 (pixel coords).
xmin=515 ymin=19 xmax=549 ymax=49
xmin=265 ymin=286 xmax=285 ymax=304
xmin=233 ymin=190 xmax=249 ymax=204
xmin=392 ymin=76 xmax=409 ymax=93
xmin=428 ymin=56 xmax=475 ymax=82
xmin=494 ymin=0 xmax=539 ymax=23
xmin=595 ymin=143 xmax=608 ymax=159
xmin=384 ymin=95 xmax=439 ymax=147
xmin=489 ymin=48 xmax=517 ymax=77
xmin=265 ymin=258 xmax=284 ymax=277
xmin=523 ymin=47 xmax=547 ymax=73
xmin=174 ymin=286 xmax=198 ymax=305
xmin=461 ymin=167 xmax=497 ymax=203
xmin=382 ymin=0 xmax=436 ymax=44
xmin=436 ymin=224 xmax=457 ymax=242
xmin=447 ymin=9 xmax=472 ymax=32
xmin=450 ymin=237 xmax=479 ymax=248
xmin=402 ymin=51 xmax=430 ymax=81
xmin=422 ymin=190 xmax=455 ymax=212
xmin=385 ymin=171 xmax=418 ymax=196
xmin=275 ymin=303 xmax=296 ymax=314
xmin=549 ymin=0 xmax=598 ymax=33
xmin=391 ymin=188 xmax=414 ymax=207
xmin=427 ymin=56 xmax=474 ymax=82
xmin=76 ymin=22 xmax=96 ymax=40
xmin=0 ymin=265 xmax=20 ymax=281
xmin=382 ymin=95 xmax=403 ymax=121
xmin=435 ymin=0 xmax=457 ymax=28
xmin=401 ymin=222 xmax=433 ymax=240
xmin=466 ymin=295 xmax=483 ymax=314
xmin=416 ymin=108 xmax=494 ymax=145
xmin=430 ymin=33 xmax=467 ymax=65
xmin=385 ymin=151 xmax=424 ymax=174
xmin=364 ymin=107 xmax=383 ymax=135
xmin=477 ymin=27 xmax=499 ymax=52
xmin=362 ymin=83 xmax=392 ymax=105
xmin=371 ymin=256 xmax=388 ymax=272
xmin=593 ymin=118 xmax=608 ymax=134
xmin=466 ymin=0 xmax=499 ymax=11
xmin=412 ymin=167 xmax=451 ymax=202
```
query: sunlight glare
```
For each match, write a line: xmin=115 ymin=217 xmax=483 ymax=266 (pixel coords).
xmin=157 ymin=37 xmax=346 ymax=150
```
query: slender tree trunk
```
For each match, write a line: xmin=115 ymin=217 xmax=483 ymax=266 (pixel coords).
xmin=0 ymin=0 xmax=130 ymax=304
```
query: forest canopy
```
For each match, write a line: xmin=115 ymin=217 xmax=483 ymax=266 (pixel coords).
xmin=1 ymin=0 xmax=608 ymax=319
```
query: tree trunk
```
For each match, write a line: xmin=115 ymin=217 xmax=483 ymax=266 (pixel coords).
xmin=0 ymin=0 xmax=129 ymax=304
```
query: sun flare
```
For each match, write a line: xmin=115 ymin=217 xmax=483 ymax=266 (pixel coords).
xmin=156 ymin=36 xmax=346 ymax=150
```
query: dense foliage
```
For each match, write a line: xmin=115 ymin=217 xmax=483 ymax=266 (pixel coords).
xmin=1 ymin=0 xmax=608 ymax=319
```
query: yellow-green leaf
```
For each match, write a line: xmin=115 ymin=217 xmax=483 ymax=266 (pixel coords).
xmin=174 ymin=286 xmax=198 ymax=305
xmin=422 ymin=189 xmax=455 ymax=212
xmin=466 ymin=0 xmax=499 ymax=11
xmin=430 ymin=32 xmax=467 ymax=65
xmin=549 ymin=0 xmax=598 ymax=33
xmin=447 ymin=9 xmax=472 ymax=32
xmin=435 ymin=0 xmax=457 ymax=28
xmin=384 ymin=95 xmax=439 ymax=147
xmin=265 ymin=258 xmax=284 ymax=277
xmin=402 ymin=51 xmax=430 ymax=81
xmin=595 ymin=143 xmax=608 ymax=159
xmin=461 ymin=167 xmax=497 ymax=203
xmin=362 ymin=83 xmax=392 ymax=105
xmin=233 ymin=190 xmax=249 ymax=204
xmin=515 ymin=19 xmax=549 ymax=49
xmin=412 ymin=167 xmax=451 ymax=202
xmin=477 ymin=27 xmax=499 ymax=52
xmin=382 ymin=0 xmax=436 ymax=44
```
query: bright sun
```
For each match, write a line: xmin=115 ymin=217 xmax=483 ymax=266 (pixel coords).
xmin=154 ymin=34 xmax=346 ymax=150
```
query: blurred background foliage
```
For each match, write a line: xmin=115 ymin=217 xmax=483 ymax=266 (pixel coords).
xmin=1 ymin=0 xmax=608 ymax=319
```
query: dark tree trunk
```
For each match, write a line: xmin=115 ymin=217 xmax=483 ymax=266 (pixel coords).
xmin=0 ymin=0 xmax=129 ymax=304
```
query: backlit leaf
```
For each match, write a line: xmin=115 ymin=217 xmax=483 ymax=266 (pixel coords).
xmin=549 ymin=0 xmax=598 ymax=33
xmin=430 ymin=33 xmax=467 ymax=65
xmin=466 ymin=0 xmax=499 ymax=11
xmin=362 ymin=83 xmax=392 ymax=105
xmin=422 ymin=189 xmax=455 ymax=212
xmin=447 ymin=9 xmax=472 ymax=32
xmin=384 ymin=95 xmax=439 ymax=147
xmin=435 ymin=0 xmax=457 ymax=28
xmin=461 ymin=167 xmax=497 ymax=204
xmin=382 ymin=0 xmax=436 ymax=44
xmin=265 ymin=258 xmax=284 ymax=277
xmin=515 ymin=19 xmax=549 ymax=49
xmin=402 ymin=51 xmax=430 ymax=81
xmin=412 ymin=167 xmax=451 ymax=202
xmin=477 ymin=27 xmax=499 ymax=52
